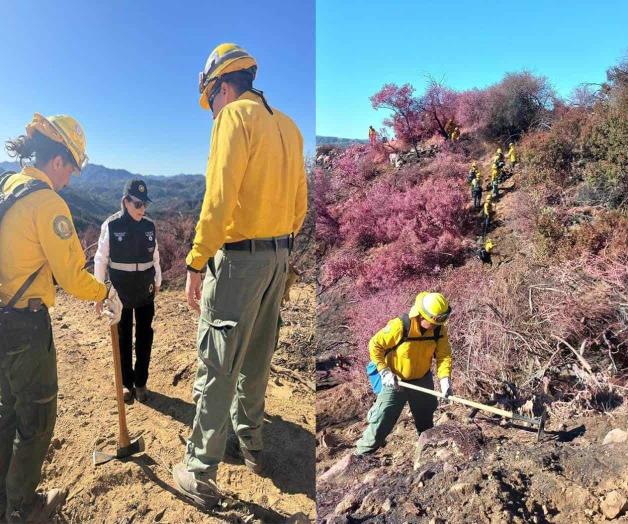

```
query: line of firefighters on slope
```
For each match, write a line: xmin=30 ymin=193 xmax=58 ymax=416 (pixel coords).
xmin=469 ymin=143 xmax=517 ymax=265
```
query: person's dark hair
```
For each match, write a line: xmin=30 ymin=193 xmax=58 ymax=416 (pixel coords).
xmin=5 ymin=130 xmax=76 ymax=169
xmin=221 ymin=68 xmax=255 ymax=96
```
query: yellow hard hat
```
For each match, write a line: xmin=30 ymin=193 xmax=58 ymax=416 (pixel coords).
xmin=486 ymin=193 xmax=493 ymax=202
xmin=26 ymin=113 xmax=88 ymax=172
xmin=409 ymin=292 xmax=451 ymax=325
xmin=198 ymin=43 xmax=257 ymax=110
xmin=509 ymin=142 xmax=514 ymax=147
xmin=485 ymin=238 xmax=494 ymax=251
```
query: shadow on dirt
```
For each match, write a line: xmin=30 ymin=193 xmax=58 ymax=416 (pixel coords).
xmin=132 ymin=455 xmax=288 ymax=523
xmin=262 ymin=414 xmax=316 ymax=500
xmin=145 ymin=392 xmax=315 ymax=500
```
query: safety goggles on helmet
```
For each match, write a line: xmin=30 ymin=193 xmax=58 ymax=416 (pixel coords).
xmin=425 ymin=308 xmax=451 ymax=324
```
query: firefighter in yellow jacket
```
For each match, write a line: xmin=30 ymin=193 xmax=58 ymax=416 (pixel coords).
xmin=356 ymin=292 xmax=453 ymax=455
xmin=173 ymin=43 xmax=308 ymax=507
xmin=507 ymin=142 xmax=517 ymax=167
xmin=0 ymin=114 xmax=121 ymax=522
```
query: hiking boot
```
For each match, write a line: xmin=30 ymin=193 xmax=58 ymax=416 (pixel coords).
xmin=123 ymin=387 xmax=133 ymax=404
xmin=135 ymin=386 xmax=148 ymax=403
xmin=224 ymin=433 xmax=242 ymax=460
xmin=172 ymin=463 xmax=220 ymax=507
xmin=224 ymin=435 xmax=263 ymax=474
xmin=241 ymin=448 xmax=263 ymax=475
xmin=7 ymin=488 xmax=67 ymax=523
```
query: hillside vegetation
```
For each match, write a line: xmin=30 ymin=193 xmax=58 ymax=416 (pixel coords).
xmin=316 ymin=60 xmax=627 ymax=523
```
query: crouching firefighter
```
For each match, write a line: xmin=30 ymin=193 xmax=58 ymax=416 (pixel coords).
xmin=0 ymin=114 xmax=122 ymax=523
xmin=94 ymin=179 xmax=162 ymax=403
xmin=357 ymin=292 xmax=453 ymax=455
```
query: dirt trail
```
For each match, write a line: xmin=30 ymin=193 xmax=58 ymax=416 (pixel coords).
xmin=42 ymin=284 xmax=315 ymax=523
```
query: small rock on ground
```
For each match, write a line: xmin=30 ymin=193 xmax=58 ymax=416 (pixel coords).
xmin=602 ymin=428 xmax=627 ymax=445
xmin=600 ymin=490 xmax=627 ymax=520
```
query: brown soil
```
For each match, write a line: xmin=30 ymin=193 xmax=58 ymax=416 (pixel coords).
xmin=317 ymin=389 xmax=628 ymax=523
xmin=42 ymin=283 xmax=315 ymax=523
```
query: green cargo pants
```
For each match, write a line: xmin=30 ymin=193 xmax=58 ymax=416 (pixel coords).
xmin=186 ymin=245 xmax=289 ymax=473
xmin=0 ymin=308 xmax=57 ymax=518
xmin=355 ymin=372 xmax=438 ymax=455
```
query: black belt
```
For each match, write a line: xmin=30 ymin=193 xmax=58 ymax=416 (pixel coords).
xmin=223 ymin=235 xmax=293 ymax=252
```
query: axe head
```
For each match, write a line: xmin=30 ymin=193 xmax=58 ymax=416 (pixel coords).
xmin=93 ymin=436 xmax=145 ymax=466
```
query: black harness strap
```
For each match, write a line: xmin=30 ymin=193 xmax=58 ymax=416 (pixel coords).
xmin=383 ymin=313 xmax=443 ymax=358
xmin=0 ymin=171 xmax=50 ymax=308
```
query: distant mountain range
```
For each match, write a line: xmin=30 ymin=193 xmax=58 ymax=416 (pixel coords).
xmin=0 ymin=161 xmax=204 ymax=232
xmin=316 ymin=136 xmax=368 ymax=147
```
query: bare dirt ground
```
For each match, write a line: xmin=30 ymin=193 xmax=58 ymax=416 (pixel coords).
xmin=42 ymin=283 xmax=315 ymax=523
xmin=317 ymin=392 xmax=628 ymax=523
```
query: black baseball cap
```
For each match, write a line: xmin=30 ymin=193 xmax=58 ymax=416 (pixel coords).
xmin=124 ymin=179 xmax=152 ymax=202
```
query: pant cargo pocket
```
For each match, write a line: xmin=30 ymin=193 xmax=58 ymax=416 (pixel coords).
xmin=197 ymin=317 xmax=239 ymax=376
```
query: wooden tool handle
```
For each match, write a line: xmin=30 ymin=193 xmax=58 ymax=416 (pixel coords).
xmin=398 ymin=380 xmax=516 ymax=420
xmin=110 ymin=325 xmax=131 ymax=448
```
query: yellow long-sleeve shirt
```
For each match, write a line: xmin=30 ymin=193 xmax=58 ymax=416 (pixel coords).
xmin=186 ymin=91 xmax=308 ymax=271
xmin=507 ymin=146 xmax=516 ymax=163
xmin=0 ymin=167 xmax=107 ymax=308
xmin=369 ymin=316 xmax=452 ymax=380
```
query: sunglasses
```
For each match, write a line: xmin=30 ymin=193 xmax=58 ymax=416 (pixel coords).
xmin=126 ymin=196 xmax=147 ymax=210
xmin=207 ymin=79 xmax=224 ymax=111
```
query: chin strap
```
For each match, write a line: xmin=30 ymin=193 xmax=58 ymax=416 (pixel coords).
xmin=248 ymin=88 xmax=273 ymax=115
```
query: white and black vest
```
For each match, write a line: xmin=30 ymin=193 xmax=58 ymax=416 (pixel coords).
xmin=106 ymin=211 xmax=156 ymax=308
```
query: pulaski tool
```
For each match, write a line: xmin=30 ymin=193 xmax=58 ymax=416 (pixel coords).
xmin=93 ymin=325 xmax=145 ymax=465
xmin=398 ymin=380 xmax=548 ymax=441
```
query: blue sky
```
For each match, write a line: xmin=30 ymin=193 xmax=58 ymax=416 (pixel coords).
xmin=317 ymin=0 xmax=627 ymax=139
xmin=0 ymin=1 xmax=314 ymax=175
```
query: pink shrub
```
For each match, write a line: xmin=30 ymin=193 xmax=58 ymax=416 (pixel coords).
xmin=455 ymin=89 xmax=491 ymax=134
xmin=155 ymin=215 xmax=197 ymax=285
xmin=421 ymin=80 xmax=460 ymax=140
xmin=320 ymin=248 xmax=363 ymax=289
xmin=313 ymin=168 xmax=341 ymax=251
xmin=371 ymin=83 xmax=429 ymax=155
